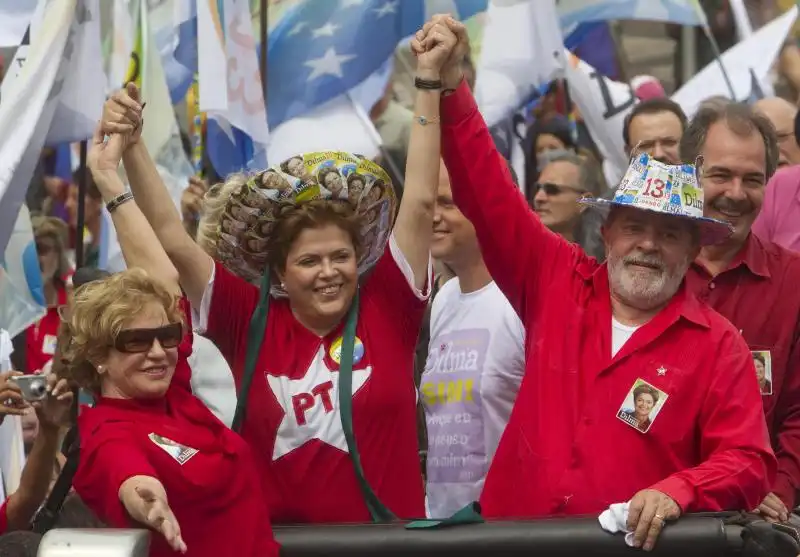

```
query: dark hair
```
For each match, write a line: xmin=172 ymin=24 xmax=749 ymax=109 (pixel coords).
xmin=268 ymin=200 xmax=363 ymax=273
xmin=0 ymin=532 xmax=42 ymax=557
xmin=623 ymin=98 xmax=688 ymax=149
xmin=523 ymin=117 xmax=577 ymax=196
xmin=680 ymin=102 xmax=779 ymax=182
xmin=54 ymin=494 xmax=107 ymax=529
xmin=753 ymin=352 xmax=766 ymax=366
xmin=633 ymin=384 xmax=660 ymax=404
xmin=72 ymin=267 xmax=112 ymax=288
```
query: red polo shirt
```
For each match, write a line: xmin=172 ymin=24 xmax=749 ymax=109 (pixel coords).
xmin=441 ymin=81 xmax=776 ymax=517
xmin=686 ymin=234 xmax=800 ymax=507
xmin=25 ymin=285 xmax=67 ymax=373
xmin=73 ymin=324 xmax=278 ymax=557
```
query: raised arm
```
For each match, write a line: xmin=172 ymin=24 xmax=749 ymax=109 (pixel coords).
xmin=100 ymin=83 xmax=213 ymax=308
xmin=392 ymin=20 xmax=457 ymax=289
xmin=427 ymin=16 xmax=585 ymax=319
xmin=87 ymin=127 xmax=180 ymax=296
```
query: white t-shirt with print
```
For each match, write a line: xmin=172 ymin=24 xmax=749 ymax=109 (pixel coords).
xmin=421 ymin=278 xmax=525 ymax=518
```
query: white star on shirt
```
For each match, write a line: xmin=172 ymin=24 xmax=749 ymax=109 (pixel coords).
xmin=304 ymin=48 xmax=356 ymax=81
xmin=268 ymin=345 xmax=371 ymax=460
xmin=657 ymin=366 xmax=667 ymax=376
xmin=312 ymin=22 xmax=340 ymax=38
xmin=288 ymin=21 xmax=307 ymax=36
xmin=374 ymin=0 xmax=398 ymax=18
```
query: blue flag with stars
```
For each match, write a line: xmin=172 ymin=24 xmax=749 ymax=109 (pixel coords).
xmin=266 ymin=0 xmax=487 ymax=128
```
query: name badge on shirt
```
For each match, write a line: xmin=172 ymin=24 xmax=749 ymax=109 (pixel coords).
xmin=42 ymin=334 xmax=58 ymax=356
xmin=148 ymin=433 xmax=199 ymax=465
xmin=616 ymin=378 xmax=669 ymax=434
xmin=751 ymin=350 xmax=773 ymax=396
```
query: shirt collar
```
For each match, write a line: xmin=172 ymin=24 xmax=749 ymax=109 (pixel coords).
xmin=589 ymin=262 xmax=710 ymax=329
xmin=731 ymin=233 xmax=772 ymax=279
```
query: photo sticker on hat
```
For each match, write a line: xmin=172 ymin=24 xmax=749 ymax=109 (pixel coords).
xmin=751 ymin=350 xmax=773 ymax=396
xmin=616 ymin=379 xmax=669 ymax=433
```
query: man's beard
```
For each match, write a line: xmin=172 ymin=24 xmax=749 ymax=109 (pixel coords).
xmin=607 ymin=251 xmax=690 ymax=311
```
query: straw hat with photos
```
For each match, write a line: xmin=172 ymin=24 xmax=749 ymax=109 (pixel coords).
xmin=214 ymin=151 xmax=397 ymax=296
xmin=580 ymin=152 xmax=733 ymax=245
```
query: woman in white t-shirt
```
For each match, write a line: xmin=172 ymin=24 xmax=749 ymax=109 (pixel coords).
xmin=420 ymin=161 xmax=526 ymax=518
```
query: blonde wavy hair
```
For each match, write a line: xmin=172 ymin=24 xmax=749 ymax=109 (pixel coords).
xmin=195 ymin=175 xmax=248 ymax=256
xmin=57 ymin=268 xmax=184 ymax=394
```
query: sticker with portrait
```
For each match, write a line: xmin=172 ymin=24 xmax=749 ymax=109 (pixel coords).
xmin=236 ymin=184 xmax=273 ymax=210
xmin=227 ymin=198 xmax=260 ymax=226
xmin=616 ymin=378 xmax=669 ymax=434
xmin=253 ymin=169 xmax=296 ymax=200
xmin=148 ymin=433 xmax=199 ymax=465
xmin=219 ymin=209 xmax=249 ymax=235
xmin=751 ymin=350 xmax=773 ymax=396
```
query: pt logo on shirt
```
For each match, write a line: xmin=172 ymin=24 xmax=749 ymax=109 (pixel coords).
xmin=268 ymin=345 xmax=372 ymax=460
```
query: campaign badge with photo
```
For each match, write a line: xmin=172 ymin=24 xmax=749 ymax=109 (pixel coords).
xmin=751 ymin=350 xmax=773 ymax=396
xmin=148 ymin=433 xmax=199 ymax=465
xmin=616 ymin=378 xmax=669 ymax=434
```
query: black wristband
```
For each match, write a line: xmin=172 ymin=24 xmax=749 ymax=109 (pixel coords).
xmin=106 ymin=191 xmax=134 ymax=213
xmin=414 ymin=76 xmax=443 ymax=90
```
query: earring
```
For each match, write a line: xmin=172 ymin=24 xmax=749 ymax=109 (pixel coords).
xmin=96 ymin=365 xmax=104 ymax=374
xmin=280 ymin=282 xmax=286 ymax=289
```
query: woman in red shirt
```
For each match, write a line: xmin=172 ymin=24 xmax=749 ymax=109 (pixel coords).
xmin=97 ymin=54 xmax=446 ymax=521
xmin=58 ymin=132 xmax=279 ymax=556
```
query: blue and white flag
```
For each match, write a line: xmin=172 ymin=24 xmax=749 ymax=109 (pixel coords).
xmin=558 ymin=0 xmax=704 ymax=32
xmin=266 ymin=0 xmax=487 ymax=128
xmin=0 ymin=205 xmax=45 ymax=338
xmin=198 ymin=0 xmax=269 ymax=177
xmin=153 ymin=0 xmax=198 ymax=103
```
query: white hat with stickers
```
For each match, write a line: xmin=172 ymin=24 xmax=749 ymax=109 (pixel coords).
xmin=580 ymin=152 xmax=733 ymax=245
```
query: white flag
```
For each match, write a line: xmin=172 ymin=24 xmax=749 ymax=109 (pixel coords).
xmin=672 ymin=6 xmax=798 ymax=118
xmin=0 ymin=0 xmax=82 ymax=252
xmin=565 ymin=52 xmax=636 ymax=184
xmin=475 ymin=0 xmax=566 ymax=128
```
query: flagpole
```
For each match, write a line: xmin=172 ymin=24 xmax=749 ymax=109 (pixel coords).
xmin=694 ymin=4 xmax=737 ymax=99
xmin=75 ymin=141 xmax=88 ymax=268
xmin=260 ymin=0 xmax=268 ymax=105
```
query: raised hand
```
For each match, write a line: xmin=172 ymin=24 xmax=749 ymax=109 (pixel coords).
xmin=411 ymin=14 xmax=470 ymax=88
xmin=102 ymin=82 xmax=144 ymax=149
xmin=0 ymin=372 xmax=29 ymax=420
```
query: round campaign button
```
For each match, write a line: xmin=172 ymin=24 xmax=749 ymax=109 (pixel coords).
xmin=330 ymin=336 xmax=365 ymax=365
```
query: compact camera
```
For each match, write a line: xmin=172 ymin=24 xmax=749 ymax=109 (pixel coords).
xmin=9 ymin=375 xmax=48 ymax=402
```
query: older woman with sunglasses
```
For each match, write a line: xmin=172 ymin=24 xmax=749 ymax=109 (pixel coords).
xmin=94 ymin=32 xmax=446 ymax=521
xmin=59 ymin=131 xmax=279 ymax=557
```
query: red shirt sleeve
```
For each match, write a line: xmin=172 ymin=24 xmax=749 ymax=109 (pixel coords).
xmin=205 ymin=261 xmax=260 ymax=367
xmin=362 ymin=236 xmax=429 ymax=347
xmin=75 ymin=428 xmax=158 ymax=527
xmin=651 ymin=331 xmax=776 ymax=512
xmin=771 ymin=329 xmax=800 ymax=507
xmin=440 ymin=81 xmax=589 ymax=323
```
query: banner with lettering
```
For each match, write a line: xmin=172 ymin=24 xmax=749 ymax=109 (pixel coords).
xmin=564 ymin=51 xmax=636 ymax=185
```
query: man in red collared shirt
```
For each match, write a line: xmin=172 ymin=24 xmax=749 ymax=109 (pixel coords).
xmin=679 ymin=101 xmax=800 ymax=520
xmin=416 ymin=15 xmax=775 ymax=551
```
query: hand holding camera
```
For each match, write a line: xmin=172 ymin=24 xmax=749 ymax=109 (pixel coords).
xmin=1 ymin=372 xmax=73 ymax=429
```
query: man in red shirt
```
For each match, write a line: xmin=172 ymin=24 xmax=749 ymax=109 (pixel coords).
xmin=415 ymin=15 xmax=776 ymax=552
xmin=679 ymin=101 xmax=800 ymax=520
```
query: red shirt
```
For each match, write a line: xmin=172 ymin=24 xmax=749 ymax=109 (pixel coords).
xmin=440 ymin=81 xmax=776 ymax=517
xmin=201 ymin=239 xmax=427 ymax=523
xmin=686 ymin=233 xmax=800 ymax=507
xmin=73 ymin=328 xmax=278 ymax=557
xmin=0 ymin=499 xmax=7 ymax=534
xmin=25 ymin=285 xmax=67 ymax=373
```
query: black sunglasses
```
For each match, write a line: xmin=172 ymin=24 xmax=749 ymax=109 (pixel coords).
xmin=532 ymin=182 xmax=584 ymax=196
xmin=113 ymin=323 xmax=183 ymax=353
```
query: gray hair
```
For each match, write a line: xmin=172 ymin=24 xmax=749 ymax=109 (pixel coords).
xmin=544 ymin=153 xmax=605 ymax=197
xmin=680 ymin=101 xmax=779 ymax=182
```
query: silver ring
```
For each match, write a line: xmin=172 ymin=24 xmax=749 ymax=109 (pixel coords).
xmin=654 ymin=513 xmax=666 ymax=524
